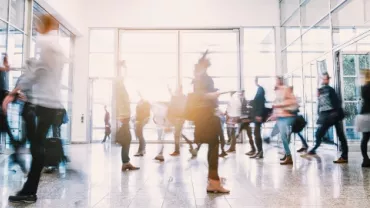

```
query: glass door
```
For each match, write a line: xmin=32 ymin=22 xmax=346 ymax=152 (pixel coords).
xmin=88 ymin=78 xmax=114 ymax=142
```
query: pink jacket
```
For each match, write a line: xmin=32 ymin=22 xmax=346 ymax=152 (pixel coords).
xmin=273 ymin=86 xmax=298 ymax=118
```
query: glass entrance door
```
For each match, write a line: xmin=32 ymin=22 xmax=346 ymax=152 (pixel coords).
xmin=88 ymin=78 xmax=114 ymax=142
xmin=341 ymin=53 xmax=370 ymax=140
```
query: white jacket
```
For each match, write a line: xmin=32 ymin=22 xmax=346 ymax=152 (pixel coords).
xmin=226 ymin=94 xmax=242 ymax=117
xmin=18 ymin=30 xmax=67 ymax=109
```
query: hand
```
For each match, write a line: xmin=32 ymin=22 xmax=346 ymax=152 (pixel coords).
xmin=18 ymin=92 xmax=27 ymax=102
xmin=2 ymin=95 xmax=15 ymax=114
xmin=255 ymin=116 xmax=262 ymax=122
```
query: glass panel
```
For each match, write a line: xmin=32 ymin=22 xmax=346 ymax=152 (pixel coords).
xmin=244 ymin=28 xmax=275 ymax=77
xmin=181 ymin=31 xmax=237 ymax=52
xmin=359 ymin=54 xmax=370 ymax=70
xmin=181 ymin=53 xmax=237 ymax=77
xmin=343 ymin=77 xmax=357 ymax=101
xmin=90 ymin=30 xmax=115 ymax=53
xmin=280 ymin=0 xmax=300 ymax=24
xmin=332 ymin=0 xmax=370 ymax=47
xmin=302 ymin=16 xmax=331 ymax=64
xmin=331 ymin=0 xmax=347 ymax=9
xmin=89 ymin=53 xmax=115 ymax=77
xmin=121 ymin=53 xmax=177 ymax=77
xmin=7 ymin=26 xmax=23 ymax=68
xmin=282 ymin=10 xmax=300 ymax=47
xmin=125 ymin=77 xmax=176 ymax=103
xmin=342 ymin=55 xmax=355 ymax=76
xmin=9 ymin=0 xmax=25 ymax=30
xmin=0 ymin=21 xmax=7 ymax=55
xmin=120 ymin=31 xmax=178 ymax=53
xmin=180 ymin=31 xmax=238 ymax=79
xmin=344 ymin=102 xmax=358 ymax=126
xmin=0 ymin=0 xmax=9 ymax=21
xmin=284 ymin=39 xmax=302 ymax=73
xmin=301 ymin=0 xmax=330 ymax=30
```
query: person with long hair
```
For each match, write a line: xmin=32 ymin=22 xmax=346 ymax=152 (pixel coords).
xmin=355 ymin=70 xmax=370 ymax=167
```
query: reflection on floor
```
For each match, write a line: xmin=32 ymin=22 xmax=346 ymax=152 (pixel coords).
xmin=0 ymin=143 xmax=370 ymax=208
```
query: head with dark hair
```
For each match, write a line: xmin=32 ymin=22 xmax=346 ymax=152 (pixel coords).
xmin=321 ymin=73 xmax=331 ymax=86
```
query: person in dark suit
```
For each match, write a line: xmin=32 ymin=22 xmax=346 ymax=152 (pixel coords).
xmin=248 ymin=77 xmax=266 ymax=159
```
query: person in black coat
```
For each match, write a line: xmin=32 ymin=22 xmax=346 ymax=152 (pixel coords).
xmin=306 ymin=73 xmax=348 ymax=163
xmin=248 ymin=77 xmax=266 ymax=159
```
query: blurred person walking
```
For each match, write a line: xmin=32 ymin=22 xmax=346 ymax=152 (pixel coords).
xmin=355 ymin=70 xmax=370 ymax=167
xmin=3 ymin=15 xmax=67 ymax=203
xmin=115 ymin=61 xmax=139 ymax=171
xmin=305 ymin=73 xmax=348 ymax=163
xmin=101 ymin=106 xmax=111 ymax=143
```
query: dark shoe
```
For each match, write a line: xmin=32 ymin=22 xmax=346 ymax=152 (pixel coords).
xmin=280 ymin=155 xmax=286 ymax=161
xmin=226 ymin=148 xmax=235 ymax=153
xmin=170 ymin=151 xmax=180 ymax=156
xmin=122 ymin=163 xmax=140 ymax=171
xmin=280 ymin=155 xmax=293 ymax=165
xmin=9 ymin=193 xmax=37 ymax=203
xmin=245 ymin=150 xmax=256 ymax=156
xmin=362 ymin=160 xmax=370 ymax=168
xmin=333 ymin=157 xmax=348 ymax=164
xmin=263 ymin=137 xmax=271 ymax=144
xmin=250 ymin=152 xmax=263 ymax=159
xmin=154 ymin=155 xmax=165 ymax=162
xmin=219 ymin=151 xmax=228 ymax=157
xmin=297 ymin=147 xmax=308 ymax=153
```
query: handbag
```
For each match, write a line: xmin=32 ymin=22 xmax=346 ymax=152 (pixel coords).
xmin=292 ymin=115 xmax=307 ymax=133
xmin=355 ymin=114 xmax=370 ymax=132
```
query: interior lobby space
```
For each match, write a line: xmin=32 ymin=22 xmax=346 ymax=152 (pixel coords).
xmin=1 ymin=0 xmax=370 ymax=207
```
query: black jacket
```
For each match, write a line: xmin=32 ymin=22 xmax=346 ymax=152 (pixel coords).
xmin=361 ymin=83 xmax=370 ymax=114
xmin=252 ymin=86 xmax=266 ymax=118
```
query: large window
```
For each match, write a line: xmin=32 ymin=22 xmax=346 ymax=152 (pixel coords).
xmin=89 ymin=28 xmax=275 ymax=142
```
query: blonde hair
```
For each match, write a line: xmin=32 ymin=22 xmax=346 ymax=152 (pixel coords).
xmin=37 ymin=14 xmax=58 ymax=34
xmin=362 ymin=69 xmax=370 ymax=84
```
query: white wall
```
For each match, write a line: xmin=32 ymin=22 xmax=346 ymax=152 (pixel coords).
xmin=42 ymin=0 xmax=280 ymax=143
xmin=85 ymin=0 xmax=279 ymax=28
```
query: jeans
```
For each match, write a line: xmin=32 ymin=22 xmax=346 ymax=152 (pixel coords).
xmin=227 ymin=127 xmax=237 ymax=150
xmin=52 ymin=125 xmax=61 ymax=138
xmin=21 ymin=106 xmax=57 ymax=195
xmin=294 ymin=132 xmax=308 ymax=148
xmin=361 ymin=132 xmax=370 ymax=161
xmin=276 ymin=117 xmax=295 ymax=156
xmin=117 ymin=123 xmax=132 ymax=164
xmin=135 ymin=121 xmax=146 ymax=152
xmin=311 ymin=121 xmax=348 ymax=159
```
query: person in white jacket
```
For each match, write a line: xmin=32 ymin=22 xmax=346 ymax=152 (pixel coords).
xmin=3 ymin=15 xmax=66 ymax=203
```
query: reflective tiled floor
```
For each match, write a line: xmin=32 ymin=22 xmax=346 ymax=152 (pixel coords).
xmin=0 ymin=143 xmax=369 ymax=208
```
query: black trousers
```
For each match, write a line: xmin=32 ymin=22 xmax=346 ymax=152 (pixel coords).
xmin=20 ymin=106 xmax=58 ymax=195
xmin=312 ymin=121 xmax=348 ymax=159
xmin=362 ymin=132 xmax=370 ymax=161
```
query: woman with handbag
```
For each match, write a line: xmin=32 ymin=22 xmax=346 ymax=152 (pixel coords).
xmin=355 ymin=70 xmax=370 ymax=168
